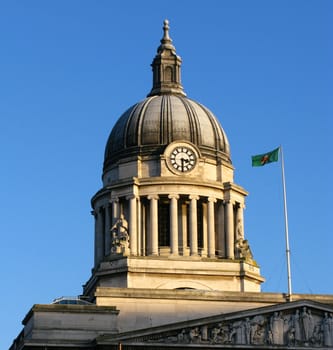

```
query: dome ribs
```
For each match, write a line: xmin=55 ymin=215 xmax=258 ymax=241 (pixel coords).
xmin=125 ymin=100 xmax=145 ymax=148
xmin=136 ymin=97 xmax=155 ymax=147
xmin=141 ymin=97 xmax=162 ymax=145
xmin=160 ymin=95 xmax=170 ymax=145
xmin=179 ymin=96 xmax=200 ymax=146
xmin=166 ymin=95 xmax=173 ymax=144
xmin=104 ymin=106 xmax=132 ymax=162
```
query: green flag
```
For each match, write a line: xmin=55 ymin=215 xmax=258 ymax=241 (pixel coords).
xmin=251 ymin=147 xmax=279 ymax=167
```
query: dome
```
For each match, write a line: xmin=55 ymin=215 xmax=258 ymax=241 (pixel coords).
xmin=104 ymin=95 xmax=230 ymax=172
xmin=103 ymin=20 xmax=231 ymax=174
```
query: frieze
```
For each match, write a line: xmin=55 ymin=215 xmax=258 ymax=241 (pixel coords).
xmin=143 ymin=306 xmax=333 ymax=347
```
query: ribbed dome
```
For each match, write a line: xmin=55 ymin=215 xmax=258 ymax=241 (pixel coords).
xmin=103 ymin=20 xmax=231 ymax=174
xmin=103 ymin=95 xmax=230 ymax=172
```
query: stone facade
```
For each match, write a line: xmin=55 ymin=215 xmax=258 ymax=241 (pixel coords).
xmin=99 ymin=300 xmax=333 ymax=349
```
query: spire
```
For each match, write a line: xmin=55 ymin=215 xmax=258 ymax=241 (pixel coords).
xmin=147 ymin=20 xmax=186 ymax=97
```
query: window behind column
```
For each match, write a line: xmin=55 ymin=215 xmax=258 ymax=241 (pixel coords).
xmin=158 ymin=197 xmax=170 ymax=247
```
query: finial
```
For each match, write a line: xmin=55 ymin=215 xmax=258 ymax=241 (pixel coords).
xmin=163 ymin=19 xmax=170 ymax=41
xmin=159 ymin=19 xmax=173 ymax=49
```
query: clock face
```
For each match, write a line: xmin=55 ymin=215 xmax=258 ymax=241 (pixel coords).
xmin=170 ymin=146 xmax=197 ymax=172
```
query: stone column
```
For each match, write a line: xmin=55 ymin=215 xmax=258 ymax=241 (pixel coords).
xmin=217 ymin=201 xmax=225 ymax=257
xmin=137 ymin=198 xmax=142 ymax=256
xmin=148 ymin=195 xmax=159 ymax=256
xmin=93 ymin=207 xmax=104 ymax=267
xmin=180 ymin=203 xmax=188 ymax=256
xmin=225 ymin=200 xmax=234 ymax=259
xmin=207 ymin=197 xmax=217 ymax=258
xmin=189 ymin=195 xmax=199 ymax=256
xmin=104 ymin=203 xmax=112 ymax=256
xmin=111 ymin=198 xmax=119 ymax=225
xmin=235 ymin=203 xmax=245 ymax=240
xmin=168 ymin=194 xmax=179 ymax=256
xmin=128 ymin=195 xmax=138 ymax=256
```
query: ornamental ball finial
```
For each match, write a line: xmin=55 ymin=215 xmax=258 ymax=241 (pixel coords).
xmin=163 ymin=19 xmax=170 ymax=40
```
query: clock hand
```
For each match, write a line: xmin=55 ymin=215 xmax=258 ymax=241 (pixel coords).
xmin=180 ymin=157 xmax=189 ymax=171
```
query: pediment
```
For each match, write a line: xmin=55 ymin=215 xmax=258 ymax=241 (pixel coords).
xmin=98 ymin=300 xmax=333 ymax=348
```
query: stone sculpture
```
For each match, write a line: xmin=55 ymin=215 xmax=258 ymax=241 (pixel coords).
xmin=148 ymin=307 xmax=333 ymax=347
xmin=235 ymin=238 xmax=253 ymax=261
xmin=110 ymin=214 xmax=129 ymax=255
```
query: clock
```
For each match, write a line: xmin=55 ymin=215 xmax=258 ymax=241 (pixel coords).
xmin=170 ymin=146 xmax=197 ymax=172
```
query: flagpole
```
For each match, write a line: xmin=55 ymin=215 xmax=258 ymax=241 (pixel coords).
xmin=279 ymin=145 xmax=292 ymax=301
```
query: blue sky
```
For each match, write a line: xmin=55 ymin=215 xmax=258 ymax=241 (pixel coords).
xmin=0 ymin=1 xmax=332 ymax=348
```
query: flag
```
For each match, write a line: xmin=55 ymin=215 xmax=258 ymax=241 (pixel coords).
xmin=251 ymin=147 xmax=279 ymax=167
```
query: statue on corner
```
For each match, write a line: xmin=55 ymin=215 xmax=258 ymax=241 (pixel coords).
xmin=110 ymin=214 xmax=130 ymax=255
xmin=235 ymin=238 xmax=253 ymax=262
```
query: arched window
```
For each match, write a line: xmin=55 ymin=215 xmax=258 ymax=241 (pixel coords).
xmin=164 ymin=66 xmax=173 ymax=82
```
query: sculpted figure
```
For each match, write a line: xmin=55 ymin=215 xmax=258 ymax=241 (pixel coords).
xmin=189 ymin=327 xmax=201 ymax=343
xmin=270 ymin=312 xmax=284 ymax=345
xmin=283 ymin=315 xmax=291 ymax=345
xmin=235 ymin=239 xmax=253 ymax=261
xmin=244 ymin=317 xmax=251 ymax=344
xmin=293 ymin=309 xmax=302 ymax=345
xmin=110 ymin=214 xmax=129 ymax=254
xmin=301 ymin=307 xmax=311 ymax=342
xmin=236 ymin=218 xmax=243 ymax=240
xmin=210 ymin=326 xmax=221 ymax=344
xmin=250 ymin=315 xmax=266 ymax=345
xmin=287 ymin=327 xmax=295 ymax=347
xmin=322 ymin=312 xmax=333 ymax=346
xmin=328 ymin=313 xmax=333 ymax=345
xmin=307 ymin=309 xmax=314 ymax=339
xmin=311 ymin=325 xmax=323 ymax=346
xmin=229 ymin=320 xmax=246 ymax=344
xmin=220 ymin=325 xmax=230 ymax=344
xmin=267 ymin=330 xmax=273 ymax=345
xmin=177 ymin=329 xmax=188 ymax=343
xmin=250 ymin=320 xmax=258 ymax=344
xmin=112 ymin=213 xmax=128 ymax=235
xmin=252 ymin=325 xmax=266 ymax=345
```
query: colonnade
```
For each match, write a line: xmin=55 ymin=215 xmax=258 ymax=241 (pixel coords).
xmin=92 ymin=194 xmax=245 ymax=268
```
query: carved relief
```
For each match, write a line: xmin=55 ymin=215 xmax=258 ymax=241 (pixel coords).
xmin=145 ymin=307 xmax=333 ymax=347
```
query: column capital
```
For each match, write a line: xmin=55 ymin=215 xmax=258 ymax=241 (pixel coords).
xmin=98 ymin=206 xmax=104 ymax=214
xmin=236 ymin=202 xmax=245 ymax=209
xmin=168 ymin=194 xmax=180 ymax=200
xmin=103 ymin=202 xmax=111 ymax=209
xmin=208 ymin=197 xmax=217 ymax=203
xmin=110 ymin=197 xmax=119 ymax=203
xmin=189 ymin=195 xmax=199 ymax=201
xmin=126 ymin=194 xmax=139 ymax=201
xmin=148 ymin=194 xmax=159 ymax=200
